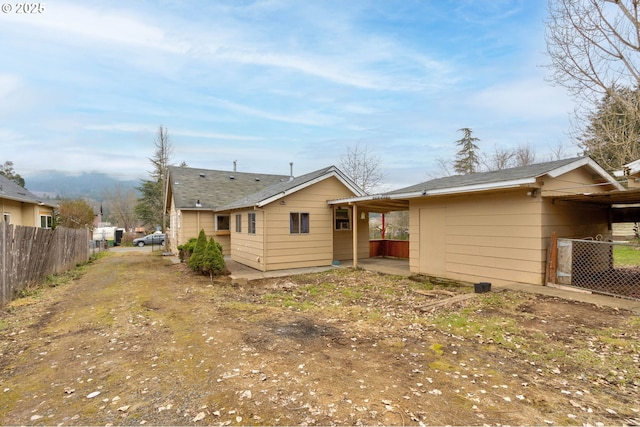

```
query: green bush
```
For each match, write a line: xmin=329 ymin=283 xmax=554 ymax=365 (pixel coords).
xmin=201 ymin=237 xmax=226 ymax=277
xmin=177 ymin=237 xmax=198 ymax=262
xmin=187 ymin=230 xmax=207 ymax=272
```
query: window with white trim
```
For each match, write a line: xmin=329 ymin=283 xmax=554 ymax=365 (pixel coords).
xmin=40 ymin=214 xmax=52 ymax=229
xmin=335 ymin=207 xmax=351 ymax=230
xmin=3 ymin=213 xmax=10 ymax=223
xmin=290 ymin=212 xmax=309 ymax=234
xmin=216 ymin=214 xmax=230 ymax=231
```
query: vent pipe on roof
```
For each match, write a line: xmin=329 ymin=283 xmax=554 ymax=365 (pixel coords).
xmin=233 ymin=160 xmax=237 ymax=172
xmin=289 ymin=162 xmax=294 ymax=181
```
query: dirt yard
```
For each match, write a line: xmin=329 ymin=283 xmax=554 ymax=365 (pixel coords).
xmin=1 ymin=250 xmax=639 ymax=426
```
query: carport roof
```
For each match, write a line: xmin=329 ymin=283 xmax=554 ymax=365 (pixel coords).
xmin=546 ymin=188 xmax=640 ymax=206
xmin=329 ymin=156 xmax=625 ymax=212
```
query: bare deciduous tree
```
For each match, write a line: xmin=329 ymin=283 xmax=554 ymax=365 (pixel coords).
xmin=514 ymin=144 xmax=536 ymax=167
xmin=339 ymin=143 xmax=384 ymax=194
xmin=481 ymin=146 xmax=515 ymax=171
xmin=546 ymin=0 xmax=640 ymax=106
xmin=103 ymin=183 xmax=139 ymax=231
xmin=546 ymin=0 xmax=640 ymax=170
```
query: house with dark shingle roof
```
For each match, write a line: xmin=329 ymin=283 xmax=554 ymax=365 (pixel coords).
xmin=0 ymin=174 xmax=56 ymax=228
xmin=331 ymin=156 xmax=626 ymax=286
xmin=165 ymin=164 xmax=367 ymax=272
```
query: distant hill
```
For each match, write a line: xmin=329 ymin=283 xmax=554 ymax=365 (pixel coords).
xmin=25 ymin=171 xmax=140 ymax=199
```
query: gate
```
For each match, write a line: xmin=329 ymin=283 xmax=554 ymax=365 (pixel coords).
xmin=549 ymin=234 xmax=640 ymax=300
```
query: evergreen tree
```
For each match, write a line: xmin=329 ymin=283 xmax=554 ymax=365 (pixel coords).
xmin=0 ymin=161 xmax=25 ymax=187
xmin=135 ymin=125 xmax=173 ymax=231
xmin=188 ymin=229 xmax=207 ymax=272
xmin=453 ymin=128 xmax=480 ymax=175
xmin=201 ymin=237 xmax=225 ymax=278
xmin=578 ymin=86 xmax=640 ymax=173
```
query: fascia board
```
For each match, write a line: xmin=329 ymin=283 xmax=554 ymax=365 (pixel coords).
xmin=1 ymin=194 xmax=48 ymax=206
xmin=256 ymin=170 xmax=358 ymax=207
xmin=423 ymin=177 xmax=537 ymax=196
xmin=328 ymin=178 xmax=535 ymax=204
xmin=547 ymin=158 xmax=625 ymax=190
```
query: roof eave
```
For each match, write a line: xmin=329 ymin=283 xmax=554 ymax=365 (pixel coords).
xmin=546 ymin=158 xmax=625 ymax=191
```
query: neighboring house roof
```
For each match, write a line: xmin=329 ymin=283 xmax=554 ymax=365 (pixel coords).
xmin=167 ymin=166 xmax=290 ymax=210
xmin=615 ymin=158 xmax=640 ymax=178
xmin=330 ymin=157 xmax=624 ymax=209
xmin=0 ymin=174 xmax=55 ymax=207
xmin=219 ymin=165 xmax=366 ymax=211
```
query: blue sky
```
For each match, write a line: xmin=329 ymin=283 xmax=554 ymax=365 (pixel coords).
xmin=0 ymin=1 xmax=576 ymax=190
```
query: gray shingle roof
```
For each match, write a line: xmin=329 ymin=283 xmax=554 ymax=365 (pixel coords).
xmin=387 ymin=157 xmax=585 ymax=195
xmin=168 ymin=165 xmax=365 ymax=212
xmin=0 ymin=174 xmax=52 ymax=206
xmin=167 ymin=166 xmax=290 ymax=210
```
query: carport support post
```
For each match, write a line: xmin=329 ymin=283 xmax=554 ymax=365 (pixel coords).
xmin=547 ymin=231 xmax=558 ymax=285
xmin=352 ymin=204 xmax=358 ymax=269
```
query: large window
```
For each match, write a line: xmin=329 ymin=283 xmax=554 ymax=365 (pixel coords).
xmin=40 ymin=214 xmax=52 ymax=229
xmin=335 ymin=208 xmax=351 ymax=230
xmin=216 ymin=214 xmax=230 ymax=231
xmin=290 ymin=212 xmax=310 ymax=234
xmin=235 ymin=214 xmax=242 ymax=232
xmin=248 ymin=212 xmax=256 ymax=234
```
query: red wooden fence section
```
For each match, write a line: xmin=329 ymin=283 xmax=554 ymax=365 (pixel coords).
xmin=369 ymin=239 xmax=409 ymax=258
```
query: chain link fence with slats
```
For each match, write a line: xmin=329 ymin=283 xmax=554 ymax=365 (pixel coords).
xmin=555 ymin=238 xmax=640 ymax=300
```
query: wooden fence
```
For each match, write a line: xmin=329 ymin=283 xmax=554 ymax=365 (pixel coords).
xmin=370 ymin=239 xmax=410 ymax=258
xmin=0 ymin=223 xmax=90 ymax=306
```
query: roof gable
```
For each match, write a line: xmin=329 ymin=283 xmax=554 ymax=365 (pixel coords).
xmin=219 ymin=165 xmax=366 ymax=210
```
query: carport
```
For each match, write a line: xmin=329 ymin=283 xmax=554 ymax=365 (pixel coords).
xmin=546 ymin=188 xmax=640 ymax=300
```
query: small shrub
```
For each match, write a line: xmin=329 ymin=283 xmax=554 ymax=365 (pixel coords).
xmin=178 ymin=237 xmax=198 ymax=262
xmin=188 ymin=230 xmax=207 ymax=272
xmin=201 ymin=237 xmax=226 ymax=278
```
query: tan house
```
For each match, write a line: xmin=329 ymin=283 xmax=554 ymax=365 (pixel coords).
xmin=0 ymin=174 xmax=55 ymax=228
xmin=165 ymin=165 xmax=367 ymax=271
xmin=334 ymin=157 xmax=626 ymax=286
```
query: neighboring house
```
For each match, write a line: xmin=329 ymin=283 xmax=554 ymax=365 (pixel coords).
xmin=165 ymin=165 xmax=368 ymax=271
xmin=614 ymin=158 xmax=640 ymax=188
xmin=333 ymin=157 xmax=628 ymax=286
xmin=0 ymin=174 xmax=55 ymax=228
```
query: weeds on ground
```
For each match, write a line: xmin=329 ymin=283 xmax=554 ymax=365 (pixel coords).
xmin=14 ymin=251 xmax=110 ymax=301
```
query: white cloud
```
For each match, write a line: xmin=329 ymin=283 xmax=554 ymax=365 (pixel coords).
xmin=469 ymin=78 xmax=574 ymax=119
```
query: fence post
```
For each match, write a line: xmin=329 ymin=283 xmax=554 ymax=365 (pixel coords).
xmin=546 ymin=232 xmax=558 ymax=285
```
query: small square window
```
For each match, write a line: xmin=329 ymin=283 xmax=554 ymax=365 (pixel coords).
xmin=216 ymin=214 xmax=230 ymax=231
xmin=40 ymin=214 xmax=52 ymax=229
xmin=335 ymin=208 xmax=350 ymax=230
xmin=290 ymin=212 xmax=309 ymax=234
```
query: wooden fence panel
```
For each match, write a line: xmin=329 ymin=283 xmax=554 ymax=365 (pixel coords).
xmin=0 ymin=223 xmax=90 ymax=306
